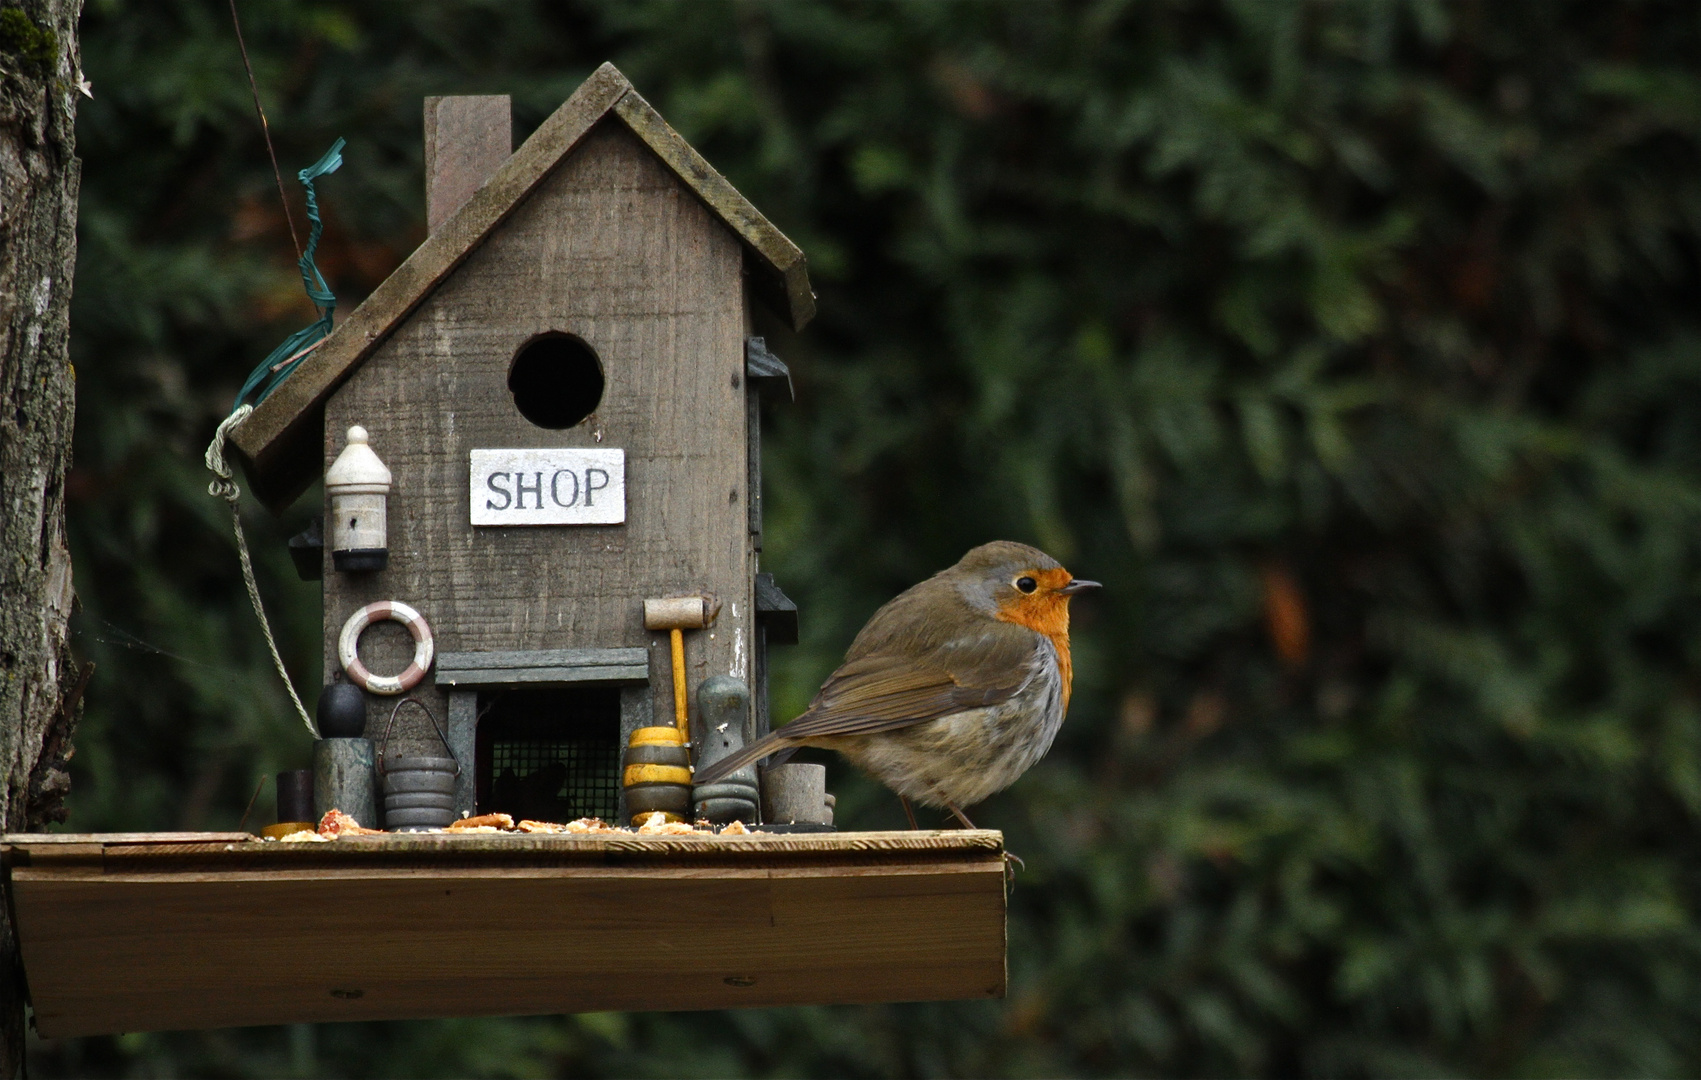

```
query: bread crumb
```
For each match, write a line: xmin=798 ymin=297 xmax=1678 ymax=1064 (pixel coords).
xmin=637 ymin=811 xmax=698 ymax=835
xmin=563 ymin=817 xmax=616 ymax=834
xmin=318 ymin=809 xmax=382 ymax=837
xmin=516 ymin=819 xmax=567 ymax=834
xmin=449 ymin=813 xmax=514 ymax=831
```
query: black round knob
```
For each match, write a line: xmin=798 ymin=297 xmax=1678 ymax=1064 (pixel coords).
xmin=316 ymin=681 xmax=368 ymax=739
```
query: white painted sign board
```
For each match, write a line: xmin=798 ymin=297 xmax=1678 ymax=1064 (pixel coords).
xmin=470 ymin=448 xmax=626 ymax=526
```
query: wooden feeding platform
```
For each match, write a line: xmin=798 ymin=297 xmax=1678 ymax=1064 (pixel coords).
xmin=2 ymin=828 xmax=1007 ymax=1038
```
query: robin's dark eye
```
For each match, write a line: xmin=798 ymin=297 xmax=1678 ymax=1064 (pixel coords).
xmin=1015 ymin=576 xmax=1038 ymax=594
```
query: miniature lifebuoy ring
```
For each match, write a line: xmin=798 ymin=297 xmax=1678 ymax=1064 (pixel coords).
xmin=338 ymin=601 xmax=434 ymax=695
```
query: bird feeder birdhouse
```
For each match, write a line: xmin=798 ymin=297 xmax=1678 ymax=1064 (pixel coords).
xmin=2 ymin=64 xmax=1005 ymax=1038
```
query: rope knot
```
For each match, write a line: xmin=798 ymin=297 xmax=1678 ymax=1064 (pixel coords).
xmin=204 ymin=405 xmax=253 ymax=502
xmin=202 ymin=402 xmax=317 ymax=738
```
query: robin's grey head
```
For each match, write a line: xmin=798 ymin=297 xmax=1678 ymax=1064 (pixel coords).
xmin=945 ymin=541 xmax=1073 ymax=615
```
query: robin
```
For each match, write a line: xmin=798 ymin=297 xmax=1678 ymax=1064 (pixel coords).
xmin=693 ymin=541 xmax=1099 ymax=828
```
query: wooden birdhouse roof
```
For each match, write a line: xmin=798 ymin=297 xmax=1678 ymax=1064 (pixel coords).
xmin=228 ymin=62 xmax=815 ymax=513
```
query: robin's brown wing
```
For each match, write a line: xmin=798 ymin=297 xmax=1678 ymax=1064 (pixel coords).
xmin=693 ymin=623 xmax=1046 ymax=788
xmin=775 ymin=619 xmax=1044 ymax=741
xmin=692 ymin=588 xmax=1046 ymax=788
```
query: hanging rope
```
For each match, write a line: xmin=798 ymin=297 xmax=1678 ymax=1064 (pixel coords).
xmin=206 ymin=139 xmax=347 ymax=738
xmin=205 ymin=406 xmax=318 ymax=738
xmin=227 ymin=0 xmax=302 ymax=259
xmin=233 ymin=138 xmax=345 ymax=410
xmin=210 ymin=27 xmax=341 ymax=741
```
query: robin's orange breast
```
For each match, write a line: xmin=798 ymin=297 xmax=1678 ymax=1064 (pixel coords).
xmin=993 ymin=565 xmax=1075 ymax=713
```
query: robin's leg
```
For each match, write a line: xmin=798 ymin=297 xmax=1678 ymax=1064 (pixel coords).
xmin=941 ymin=802 xmax=1020 ymax=878
xmin=898 ymin=795 xmax=919 ymax=830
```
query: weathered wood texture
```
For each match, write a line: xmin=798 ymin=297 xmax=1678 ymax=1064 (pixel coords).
xmin=3 ymin=833 xmax=254 ymax=849
xmin=612 ymin=91 xmax=813 ymax=334
xmin=0 ymin=2 xmax=83 ymax=1074
xmin=4 ymin=831 xmax=1006 ymax=1036
xmin=230 ymin=63 xmax=813 ymax=513
xmin=326 ymin=120 xmax=754 ymax=750
xmin=435 ymin=647 xmax=649 ymax=686
xmin=2 ymin=828 xmax=1001 ymax=862
xmin=424 ymin=95 xmax=510 ymax=233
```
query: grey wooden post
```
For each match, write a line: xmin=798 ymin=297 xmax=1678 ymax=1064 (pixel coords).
xmin=760 ymin=763 xmax=831 ymax=826
xmin=446 ymin=689 xmax=478 ymax=818
xmin=313 ymin=738 xmax=377 ymax=828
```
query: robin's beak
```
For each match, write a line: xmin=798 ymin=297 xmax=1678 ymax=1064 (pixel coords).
xmin=1059 ymin=579 xmax=1101 ymax=596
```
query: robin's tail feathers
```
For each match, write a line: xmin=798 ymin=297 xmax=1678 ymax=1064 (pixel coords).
xmin=690 ymin=731 xmax=793 ymax=788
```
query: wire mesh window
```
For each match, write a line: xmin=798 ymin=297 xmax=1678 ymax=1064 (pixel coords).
xmin=476 ymin=686 xmax=621 ymax=823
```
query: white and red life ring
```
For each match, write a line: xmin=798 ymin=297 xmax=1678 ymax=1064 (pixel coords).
xmin=338 ymin=600 xmax=434 ymax=695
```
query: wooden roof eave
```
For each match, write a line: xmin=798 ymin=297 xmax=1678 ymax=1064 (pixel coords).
xmin=228 ymin=61 xmax=815 ymax=515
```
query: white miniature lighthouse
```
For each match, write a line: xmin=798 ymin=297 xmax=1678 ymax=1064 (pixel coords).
xmin=324 ymin=425 xmax=392 ymax=572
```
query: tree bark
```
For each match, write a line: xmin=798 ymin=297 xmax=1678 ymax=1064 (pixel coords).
xmin=0 ymin=0 xmax=81 ymax=1074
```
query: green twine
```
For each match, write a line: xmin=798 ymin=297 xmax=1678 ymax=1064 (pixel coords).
xmin=233 ymin=138 xmax=345 ymax=410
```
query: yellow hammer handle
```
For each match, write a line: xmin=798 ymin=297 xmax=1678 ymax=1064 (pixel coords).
xmin=671 ymin=627 xmax=688 ymax=739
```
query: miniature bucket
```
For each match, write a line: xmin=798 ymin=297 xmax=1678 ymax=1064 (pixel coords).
xmin=378 ymin=698 xmax=460 ymax=831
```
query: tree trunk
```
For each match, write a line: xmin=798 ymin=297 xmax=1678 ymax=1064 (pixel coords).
xmin=0 ymin=0 xmax=82 ymax=1073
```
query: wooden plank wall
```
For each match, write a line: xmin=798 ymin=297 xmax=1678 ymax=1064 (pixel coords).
xmin=323 ymin=120 xmax=752 ymax=756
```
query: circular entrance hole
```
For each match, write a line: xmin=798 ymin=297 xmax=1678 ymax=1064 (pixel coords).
xmin=508 ymin=333 xmax=604 ymax=429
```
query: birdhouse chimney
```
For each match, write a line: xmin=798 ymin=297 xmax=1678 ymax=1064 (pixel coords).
xmin=423 ymin=95 xmax=512 ymax=232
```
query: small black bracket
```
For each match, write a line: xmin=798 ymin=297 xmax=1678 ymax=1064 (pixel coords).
xmin=287 ymin=516 xmax=324 ymax=581
xmin=745 ymin=337 xmax=794 ymax=403
xmin=755 ymin=573 xmax=798 ymax=646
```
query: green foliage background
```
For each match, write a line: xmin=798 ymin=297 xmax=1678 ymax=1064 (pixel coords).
xmin=28 ymin=0 xmax=1701 ymax=1076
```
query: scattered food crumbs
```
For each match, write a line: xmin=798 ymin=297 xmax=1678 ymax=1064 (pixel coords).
xmin=448 ymin=813 xmax=514 ymax=831
xmin=276 ymin=811 xmax=760 ymax=840
xmin=637 ymin=811 xmax=699 ymax=835
xmin=564 ymin=817 xmax=616 ymax=833
xmin=317 ymin=809 xmax=382 ymax=838
xmin=516 ymin=819 xmax=567 ymax=834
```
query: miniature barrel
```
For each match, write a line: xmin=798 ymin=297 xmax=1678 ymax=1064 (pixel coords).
xmin=622 ymin=726 xmax=692 ymax=824
xmin=692 ymin=676 xmax=759 ymax=826
xmin=312 ymin=738 xmax=377 ymax=828
xmin=381 ymin=755 xmax=457 ymax=831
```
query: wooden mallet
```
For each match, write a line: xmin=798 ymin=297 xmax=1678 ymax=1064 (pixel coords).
xmin=643 ymin=596 xmax=716 ymax=742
